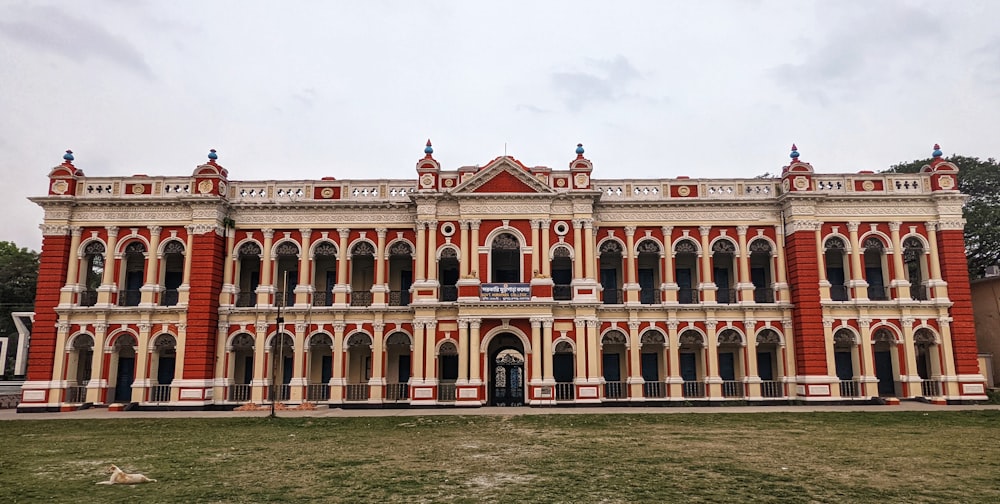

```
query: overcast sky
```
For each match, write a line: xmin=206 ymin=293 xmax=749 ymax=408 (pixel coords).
xmin=2 ymin=1 xmax=998 ymax=251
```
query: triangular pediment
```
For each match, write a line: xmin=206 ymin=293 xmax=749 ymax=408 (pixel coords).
xmin=451 ymin=157 xmax=556 ymax=195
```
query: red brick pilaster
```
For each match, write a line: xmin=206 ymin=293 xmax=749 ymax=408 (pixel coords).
xmin=26 ymin=233 xmax=71 ymax=380
xmin=784 ymin=230 xmax=827 ymax=375
xmin=937 ymin=229 xmax=979 ymax=375
xmin=183 ymin=231 xmax=225 ymax=379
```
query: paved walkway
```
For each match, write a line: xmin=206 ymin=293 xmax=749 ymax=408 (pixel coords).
xmin=3 ymin=402 xmax=999 ymax=420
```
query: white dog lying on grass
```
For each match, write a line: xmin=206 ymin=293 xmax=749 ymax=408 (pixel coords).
xmin=96 ymin=464 xmax=157 ymax=485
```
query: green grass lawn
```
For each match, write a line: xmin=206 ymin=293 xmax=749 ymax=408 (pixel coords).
xmin=2 ymin=411 xmax=998 ymax=503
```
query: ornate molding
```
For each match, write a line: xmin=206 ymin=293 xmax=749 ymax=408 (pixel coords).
xmin=39 ymin=224 xmax=69 ymax=236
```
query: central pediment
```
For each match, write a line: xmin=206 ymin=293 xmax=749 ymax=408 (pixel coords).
xmin=451 ymin=156 xmax=556 ymax=195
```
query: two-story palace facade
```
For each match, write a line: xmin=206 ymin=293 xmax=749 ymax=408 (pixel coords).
xmin=17 ymin=142 xmax=987 ymax=412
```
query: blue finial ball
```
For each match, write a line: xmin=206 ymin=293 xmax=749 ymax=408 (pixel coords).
xmin=790 ymin=150 xmax=799 ymax=159
xmin=208 ymin=149 xmax=218 ymax=160
xmin=424 ymin=144 xmax=433 ymax=155
xmin=63 ymin=150 xmax=74 ymax=162
xmin=932 ymin=147 xmax=942 ymax=157
xmin=575 ymin=143 xmax=585 ymax=155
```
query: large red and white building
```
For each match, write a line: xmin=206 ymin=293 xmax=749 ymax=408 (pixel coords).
xmin=17 ymin=142 xmax=987 ymax=411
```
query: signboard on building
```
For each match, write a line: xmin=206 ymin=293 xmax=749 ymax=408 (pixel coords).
xmin=480 ymin=283 xmax=531 ymax=301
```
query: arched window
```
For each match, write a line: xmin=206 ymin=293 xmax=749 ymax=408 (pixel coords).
xmin=678 ymin=330 xmax=705 ymax=398
xmin=637 ymin=240 xmax=661 ymax=305
xmin=66 ymin=334 xmax=95 ymax=403
xmin=749 ymin=239 xmax=774 ymax=303
xmin=712 ymin=240 xmax=737 ymax=304
xmin=388 ymin=242 xmax=413 ymax=306
xmin=236 ymin=242 xmax=262 ymax=307
xmin=161 ymin=240 xmax=185 ymax=306
xmin=674 ymin=239 xmax=699 ymax=304
xmin=385 ymin=332 xmax=412 ymax=400
xmin=863 ymin=237 xmax=889 ymax=301
xmin=756 ymin=329 xmax=783 ymax=397
xmin=80 ymin=242 xmax=105 ymax=307
xmin=119 ymin=242 xmax=146 ymax=306
xmin=599 ymin=241 xmax=623 ymax=304
xmin=151 ymin=334 xmax=177 ymax=402
xmin=228 ymin=333 xmax=255 ymax=402
xmin=640 ymin=329 xmax=667 ymax=398
xmin=825 ymin=237 xmax=849 ymax=301
xmin=903 ymin=237 xmax=928 ymax=301
xmin=551 ymin=246 xmax=573 ymax=301
xmin=307 ymin=333 xmax=334 ymax=401
xmin=350 ymin=242 xmax=375 ymax=307
xmin=274 ymin=241 xmax=299 ymax=307
xmin=312 ymin=241 xmax=338 ymax=307
xmin=833 ymin=328 xmax=860 ymax=397
xmin=439 ymin=247 xmax=459 ymax=302
xmin=491 ymin=233 xmax=521 ymax=283
xmin=601 ymin=330 xmax=627 ymax=399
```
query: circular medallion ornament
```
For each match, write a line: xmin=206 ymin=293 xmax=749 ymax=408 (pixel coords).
xmin=793 ymin=176 xmax=809 ymax=190
xmin=321 ymin=187 xmax=335 ymax=199
xmin=782 ymin=179 xmax=791 ymax=193
xmin=677 ymin=185 xmax=691 ymax=197
xmin=420 ymin=173 xmax=435 ymax=188
xmin=861 ymin=180 xmax=875 ymax=192
xmin=51 ymin=179 xmax=69 ymax=195
xmin=444 ymin=178 xmax=454 ymax=187
xmin=556 ymin=178 xmax=566 ymax=187
xmin=218 ymin=181 xmax=227 ymax=196
xmin=131 ymin=184 xmax=145 ymax=195
xmin=574 ymin=173 xmax=589 ymax=188
xmin=198 ymin=179 xmax=213 ymax=194
xmin=938 ymin=175 xmax=955 ymax=190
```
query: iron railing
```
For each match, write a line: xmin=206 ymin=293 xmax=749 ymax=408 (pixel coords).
xmin=555 ymin=382 xmax=575 ymax=401
xmin=829 ymin=285 xmax=850 ymax=301
xmin=683 ymin=381 xmax=706 ymax=398
xmin=117 ymin=290 xmax=141 ymax=307
xmin=235 ymin=292 xmax=255 ymax=307
xmin=920 ymin=379 xmax=941 ymax=397
xmin=345 ymin=384 xmax=370 ymax=401
xmin=717 ymin=288 xmax=738 ymax=304
xmin=388 ymin=290 xmax=410 ymax=307
xmin=759 ymin=380 xmax=784 ymax=398
xmin=839 ymin=380 xmax=861 ymax=398
xmin=312 ymin=292 xmax=333 ymax=307
xmin=350 ymin=290 xmax=373 ymax=307
xmin=754 ymin=288 xmax=775 ymax=303
xmin=604 ymin=381 xmax=627 ymax=399
xmin=228 ymin=384 xmax=252 ymax=402
xmin=722 ymin=380 xmax=744 ymax=398
xmin=439 ymin=285 xmax=458 ymax=302
xmin=602 ymin=288 xmax=623 ymax=305
xmin=437 ymin=383 xmax=456 ymax=402
xmin=677 ymin=288 xmax=698 ymax=304
xmin=867 ymin=285 xmax=890 ymax=301
xmin=79 ymin=290 xmax=98 ymax=307
xmin=385 ymin=383 xmax=409 ymax=401
xmin=306 ymin=384 xmax=330 ymax=401
xmin=643 ymin=381 xmax=668 ymax=398
xmin=149 ymin=385 xmax=171 ymax=402
xmin=271 ymin=384 xmax=291 ymax=402
xmin=160 ymin=289 xmax=179 ymax=306
xmin=553 ymin=284 xmax=572 ymax=301
xmin=911 ymin=286 xmax=930 ymax=301
xmin=65 ymin=386 xmax=88 ymax=403
xmin=640 ymin=288 xmax=658 ymax=305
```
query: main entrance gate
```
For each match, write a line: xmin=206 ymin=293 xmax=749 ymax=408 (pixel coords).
xmin=488 ymin=332 xmax=526 ymax=406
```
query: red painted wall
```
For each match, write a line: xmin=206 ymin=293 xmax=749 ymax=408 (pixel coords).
xmin=784 ymin=229 xmax=828 ymax=375
xmin=183 ymin=231 xmax=225 ymax=380
xmin=26 ymin=233 xmax=71 ymax=380
xmin=938 ymin=229 xmax=979 ymax=374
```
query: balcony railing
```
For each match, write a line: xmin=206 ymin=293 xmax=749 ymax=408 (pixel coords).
xmin=602 ymin=288 xmax=623 ymax=305
xmin=385 ymin=383 xmax=409 ymax=401
xmin=677 ymin=288 xmax=698 ymax=304
xmin=235 ymin=292 xmax=255 ymax=307
xmin=759 ymin=380 xmax=784 ymax=398
xmin=149 ymin=385 xmax=172 ymax=402
xmin=839 ymin=380 xmax=861 ymax=398
xmin=920 ymin=379 xmax=941 ymax=397
xmin=683 ymin=381 xmax=706 ymax=398
xmin=829 ymin=285 xmax=849 ymax=301
xmin=228 ymin=384 xmax=251 ymax=402
xmin=555 ymin=382 xmax=575 ymax=401
xmin=753 ymin=288 xmax=774 ymax=304
xmin=717 ymin=288 xmax=738 ymax=304
xmin=65 ymin=386 xmax=88 ymax=403
xmin=643 ymin=381 xmax=667 ymax=399
xmin=640 ymin=289 xmax=658 ymax=305
xmin=79 ymin=289 xmax=98 ymax=307
xmin=117 ymin=289 xmax=141 ymax=307
xmin=270 ymin=384 xmax=291 ymax=402
xmin=553 ymin=284 xmax=572 ymax=301
xmin=439 ymin=285 xmax=458 ymax=302
xmin=722 ymin=380 xmax=744 ymax=398
xmin=603 ymin=381 xmax=627 ymax=399
xmin=277 ymin=292 xmax=295 ymax=307
xmin=388 ymin=290 xmax=410 ymax=307
xmin=306 ymin=384 xmax=330 ymax=401
xmin=867 ymin=285 xmax=890 ymax=301
xmin=438 ymin=383 xmax=456 ymax=402
xmin=350 ymin=290 xmax=373 ymax=307
xmin=312 ymin=291 xmax=333 ymax=307
xmin=345 ymin=384 xmax=370 ymax=401
xmin=911 ymin=286 xmax=929 ymax=301
xmin=160 ymin=289 xmax=179 ymax=307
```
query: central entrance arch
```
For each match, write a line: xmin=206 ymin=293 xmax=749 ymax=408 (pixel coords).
xmin=487 ymin=332 xmax=525 ymax=406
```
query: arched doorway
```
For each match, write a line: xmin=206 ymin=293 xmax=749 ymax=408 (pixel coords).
xmin=111 ymin=334 xmax=137 ymax=402
xmin=488 ymin=333 xmax=525 ymax=406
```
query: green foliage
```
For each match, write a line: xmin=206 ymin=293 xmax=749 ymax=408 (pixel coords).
xmin=0 ymin=241 xmax=38 ymax=376
xmin=886 ymin=155 xmax=1000 ymax=278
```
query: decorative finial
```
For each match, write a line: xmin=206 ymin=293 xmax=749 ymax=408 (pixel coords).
xmin=424 ymin=139 xmax=433 ymax=155
xmin=208 ymin=149 xmax=218 ymax=161
xmin=932 ymin=144 xmax=942 ymax=158
xmin=790 ymin=144 xmax=800 ymax=159
xmin=63 ymin=149 xmax=74 ymax=162
xmin=575 ymin=143 xmax=585 ymax=155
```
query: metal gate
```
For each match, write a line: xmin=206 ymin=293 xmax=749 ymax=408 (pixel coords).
xmin=491 ymin=349 xmax=525 ymax=406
